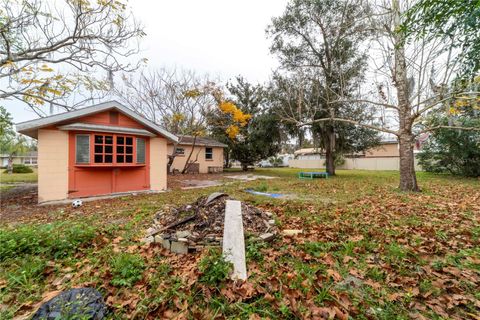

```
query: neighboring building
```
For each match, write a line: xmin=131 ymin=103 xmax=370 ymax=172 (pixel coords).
xmin=289 ymin=140 xmax=423 ymax=170
xmin=16 ymin=101 xmax=178 ymax=203
xmin=293 ymin=148 xmax=325 ymax=160
xmin=0 ymin=151 xmax=38 ymax=167
xmin=364 ymin=140 xmax=399 ymax=158
xmin=258 ymin=154 xmax=294 ymax=167
xmin=168 ymin=136 xmax=227 ymax=174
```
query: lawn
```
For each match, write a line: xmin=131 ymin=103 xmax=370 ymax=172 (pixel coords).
xmin=0 ymin=168 xmax=38 ymax=184
xmin=0 ymin=169 xmax=479 ymax=319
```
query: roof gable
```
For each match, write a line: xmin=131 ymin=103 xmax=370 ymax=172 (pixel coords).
xmin=175 ymin=135 xmax=228 ymax=148
xmin=16 ymin=101 xmax=178 ymax=142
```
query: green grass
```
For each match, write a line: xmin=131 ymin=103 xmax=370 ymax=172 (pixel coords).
xmin=0 ymin=168 xmax=38 ymax=184
xmin=0 ymin=169 xmax=479 ymax=319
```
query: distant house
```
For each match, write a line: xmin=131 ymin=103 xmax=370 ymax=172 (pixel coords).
xmin=17 ymin=101 xmax=178 ymax=203
xmin=168 ymin=136 xmax=227 ymax=173
xmin=0 ymin=151 xmax=38 ymax=167
xmin=289 ymin=140 xmax=423 ymax=170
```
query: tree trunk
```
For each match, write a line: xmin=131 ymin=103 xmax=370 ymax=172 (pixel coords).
xmin=181 ymin=135 xmax=198 ymax=174
xmin=7 ymin=156 xmax=13 ymax=174
xmin=392 ymin=0 xmax=419 ymax=192
xmin=324 ymin=125 xmax=336 ymax=175
xmin=224 ymin=150 xmax=230 ymax=168
xmin=241 ymin=163 xmax=249 ymax=171
xmin=398 ymin=133 xmax=419 ymax=192
xmin=167 ymin=155 xmax=175 ymax=175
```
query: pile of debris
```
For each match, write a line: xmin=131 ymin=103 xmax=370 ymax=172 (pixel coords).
xmin=143 ymin=193 xmax=277 ymax=253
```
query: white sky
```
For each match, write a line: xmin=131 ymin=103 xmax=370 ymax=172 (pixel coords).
xmin=6 ymin=0 xmax=289 ymax=123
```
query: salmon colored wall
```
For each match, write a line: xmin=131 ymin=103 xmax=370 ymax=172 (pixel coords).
xmin=150 ymin=137 xmax=168 ymax=190
xmin=74 ymin=110 xmax=145 ymax=129
xmin=365 ymin=143 xmax=399 ymax=158
xmin=38 ymin=129 xmax=69 ymax=203
xmin=67 ymin=132 xmax=151 ymax=198
xmin=167 ymin=145 xmax=224 ymax=173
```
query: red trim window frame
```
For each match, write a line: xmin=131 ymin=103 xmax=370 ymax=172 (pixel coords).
xmin=75 ymin=133 xmax=147 ymax=167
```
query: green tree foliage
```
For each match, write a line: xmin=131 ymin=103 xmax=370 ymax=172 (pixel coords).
xmin=418 ymin=114 xmax=480 ymax=177
xmin=208 ymin=77 xmax=282 ymax=171
xmin=405 ymin=0 xmax=480 ymax=79
xmin=267 ymin=0 xmax=375 ymax=175
xmin=0 ymin=106 xmax=29 ymax=172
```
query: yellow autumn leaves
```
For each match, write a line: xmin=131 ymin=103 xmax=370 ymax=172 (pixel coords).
xmin=450 ymin=96 xmax=480 ymax=115
xmin=219 ymin=101 xmax=252 ymax=139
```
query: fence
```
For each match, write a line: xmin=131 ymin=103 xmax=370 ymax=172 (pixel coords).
xmin=289 ymin=157 xmax=422 ymax=171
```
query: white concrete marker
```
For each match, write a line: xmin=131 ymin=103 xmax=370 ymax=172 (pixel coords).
xmin=222 ymin=200 xmax=247 ymax=280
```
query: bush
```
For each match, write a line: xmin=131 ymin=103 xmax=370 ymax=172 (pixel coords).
xmin=418 ymin=115 xmax=480 ymax=177
xmin=0 ymin=222 xmax=97 ymax=261
xmin=198 ymin=248 xmax=233 ymax=286
xmin=3 ymin=164 xmax=34 ymax=173
xmin=110 ymin=253 xmax=145 ymax=287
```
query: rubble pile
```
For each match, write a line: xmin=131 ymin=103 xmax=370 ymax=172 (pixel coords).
xmin=143 ymin=193 xmax=277 ymax=253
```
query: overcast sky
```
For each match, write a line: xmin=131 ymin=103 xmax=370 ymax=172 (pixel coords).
xmin=6 ymin=0 xmax=289 ymax=123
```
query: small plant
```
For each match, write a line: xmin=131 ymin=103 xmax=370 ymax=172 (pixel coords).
xmin=198 ymin=248 xmax=233 ymax=286
xmin=3 ymin=164 xmax=34 ymax=174
xmin=7 ymin=256 xmax=46 ymax=293
xmin=246 ymin=238 xmax=267 ymax=262
xmin=110 ymin=253 xmax=145 ymax=287
xmin=253 ymin=182 xmax=269 ymax=192
xmin=0 ymin=222 xmax=96 ymax=261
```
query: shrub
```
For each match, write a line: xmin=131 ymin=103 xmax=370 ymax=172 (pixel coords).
xmin=418 ymin=115 xmax=480 ymax=177
xmin=0 ymin=222 xmax=96 ymax=261
xmin=110 ymin=253 xmax=145 ymax=287
xmin=3 ymin=164 xmax=34 ymax=173
xmin=198 ymin=248 xmax=233 ymax=286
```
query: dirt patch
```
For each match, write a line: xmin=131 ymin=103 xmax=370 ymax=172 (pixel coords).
xmin=167 ymin=172 xmax=230 ymax=190
xmin=226 ymin=174 xmax=277 ymax=181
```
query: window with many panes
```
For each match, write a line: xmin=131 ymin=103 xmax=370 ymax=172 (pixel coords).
xmin=205 ymin=147 xmax=213 ymax=160
xmin=115 ymin=135 xmax=133 ymax=164
xmin=75 ymin=133 xmax=146 ymax=165
xmin=94 ymin=134 xmax=114 ymax=163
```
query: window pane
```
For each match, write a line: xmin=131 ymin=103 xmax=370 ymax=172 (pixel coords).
xmin=105 ymin=145 xmax=113 ymax=153
xmin=95 ymin=135 xmax=103 ymax=144
xmin=205 ymin=147 xmax=213 ymax=160
xmin=126 ymin=155 xmax=133 ymax=163
xmin=126 ymin=137 xmax=133 ymax=145
xmin=76 ymin=135 xmax=90 ymax=164
xmin=136 ymin=138 xmax=146 ymax=164
xmin=94 ymin=145 xmax=103 ymax=154
xmin=117 ymin=136 xmax=124 ymax=144
xmin=126 ymin=146 xmax=133 ymax=154
xmin=105 ymin=136 xmax=113 ymax=144
xmin=176 ymin=148 xmax=184 ymax=155
xmin=105 ymin=155 xmax=113 ymax=163
xmin=117 ymin=155 xmax=124 ymax=163
xmin=94 ymin=154 xmax=103 ymax=163
xmin=117 ymin=146 xmax=124 ymax=153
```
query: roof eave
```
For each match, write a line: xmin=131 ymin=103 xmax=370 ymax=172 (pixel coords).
xmin=16 ymin=100 xmax=179 ymax=142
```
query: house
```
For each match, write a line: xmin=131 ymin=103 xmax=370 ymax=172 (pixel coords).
xmin=0 ymin=151 xmax=38 ymax=167
xmin=16 ymin=101 xmax=178 ymax=203
xmin=289 ymin=140 xmax=423 ymax=170
xmin=168 ymin=136 xmax=227 ymax=173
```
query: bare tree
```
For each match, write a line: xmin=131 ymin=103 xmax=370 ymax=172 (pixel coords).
xmin=115 ymin=68 xmax=217 ymax=173
xmin=0 ymin=0 xmax=144 ymax=115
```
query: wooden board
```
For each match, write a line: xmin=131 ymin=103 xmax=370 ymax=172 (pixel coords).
xmin=222 ymin=200 xmax=247 ymax=280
